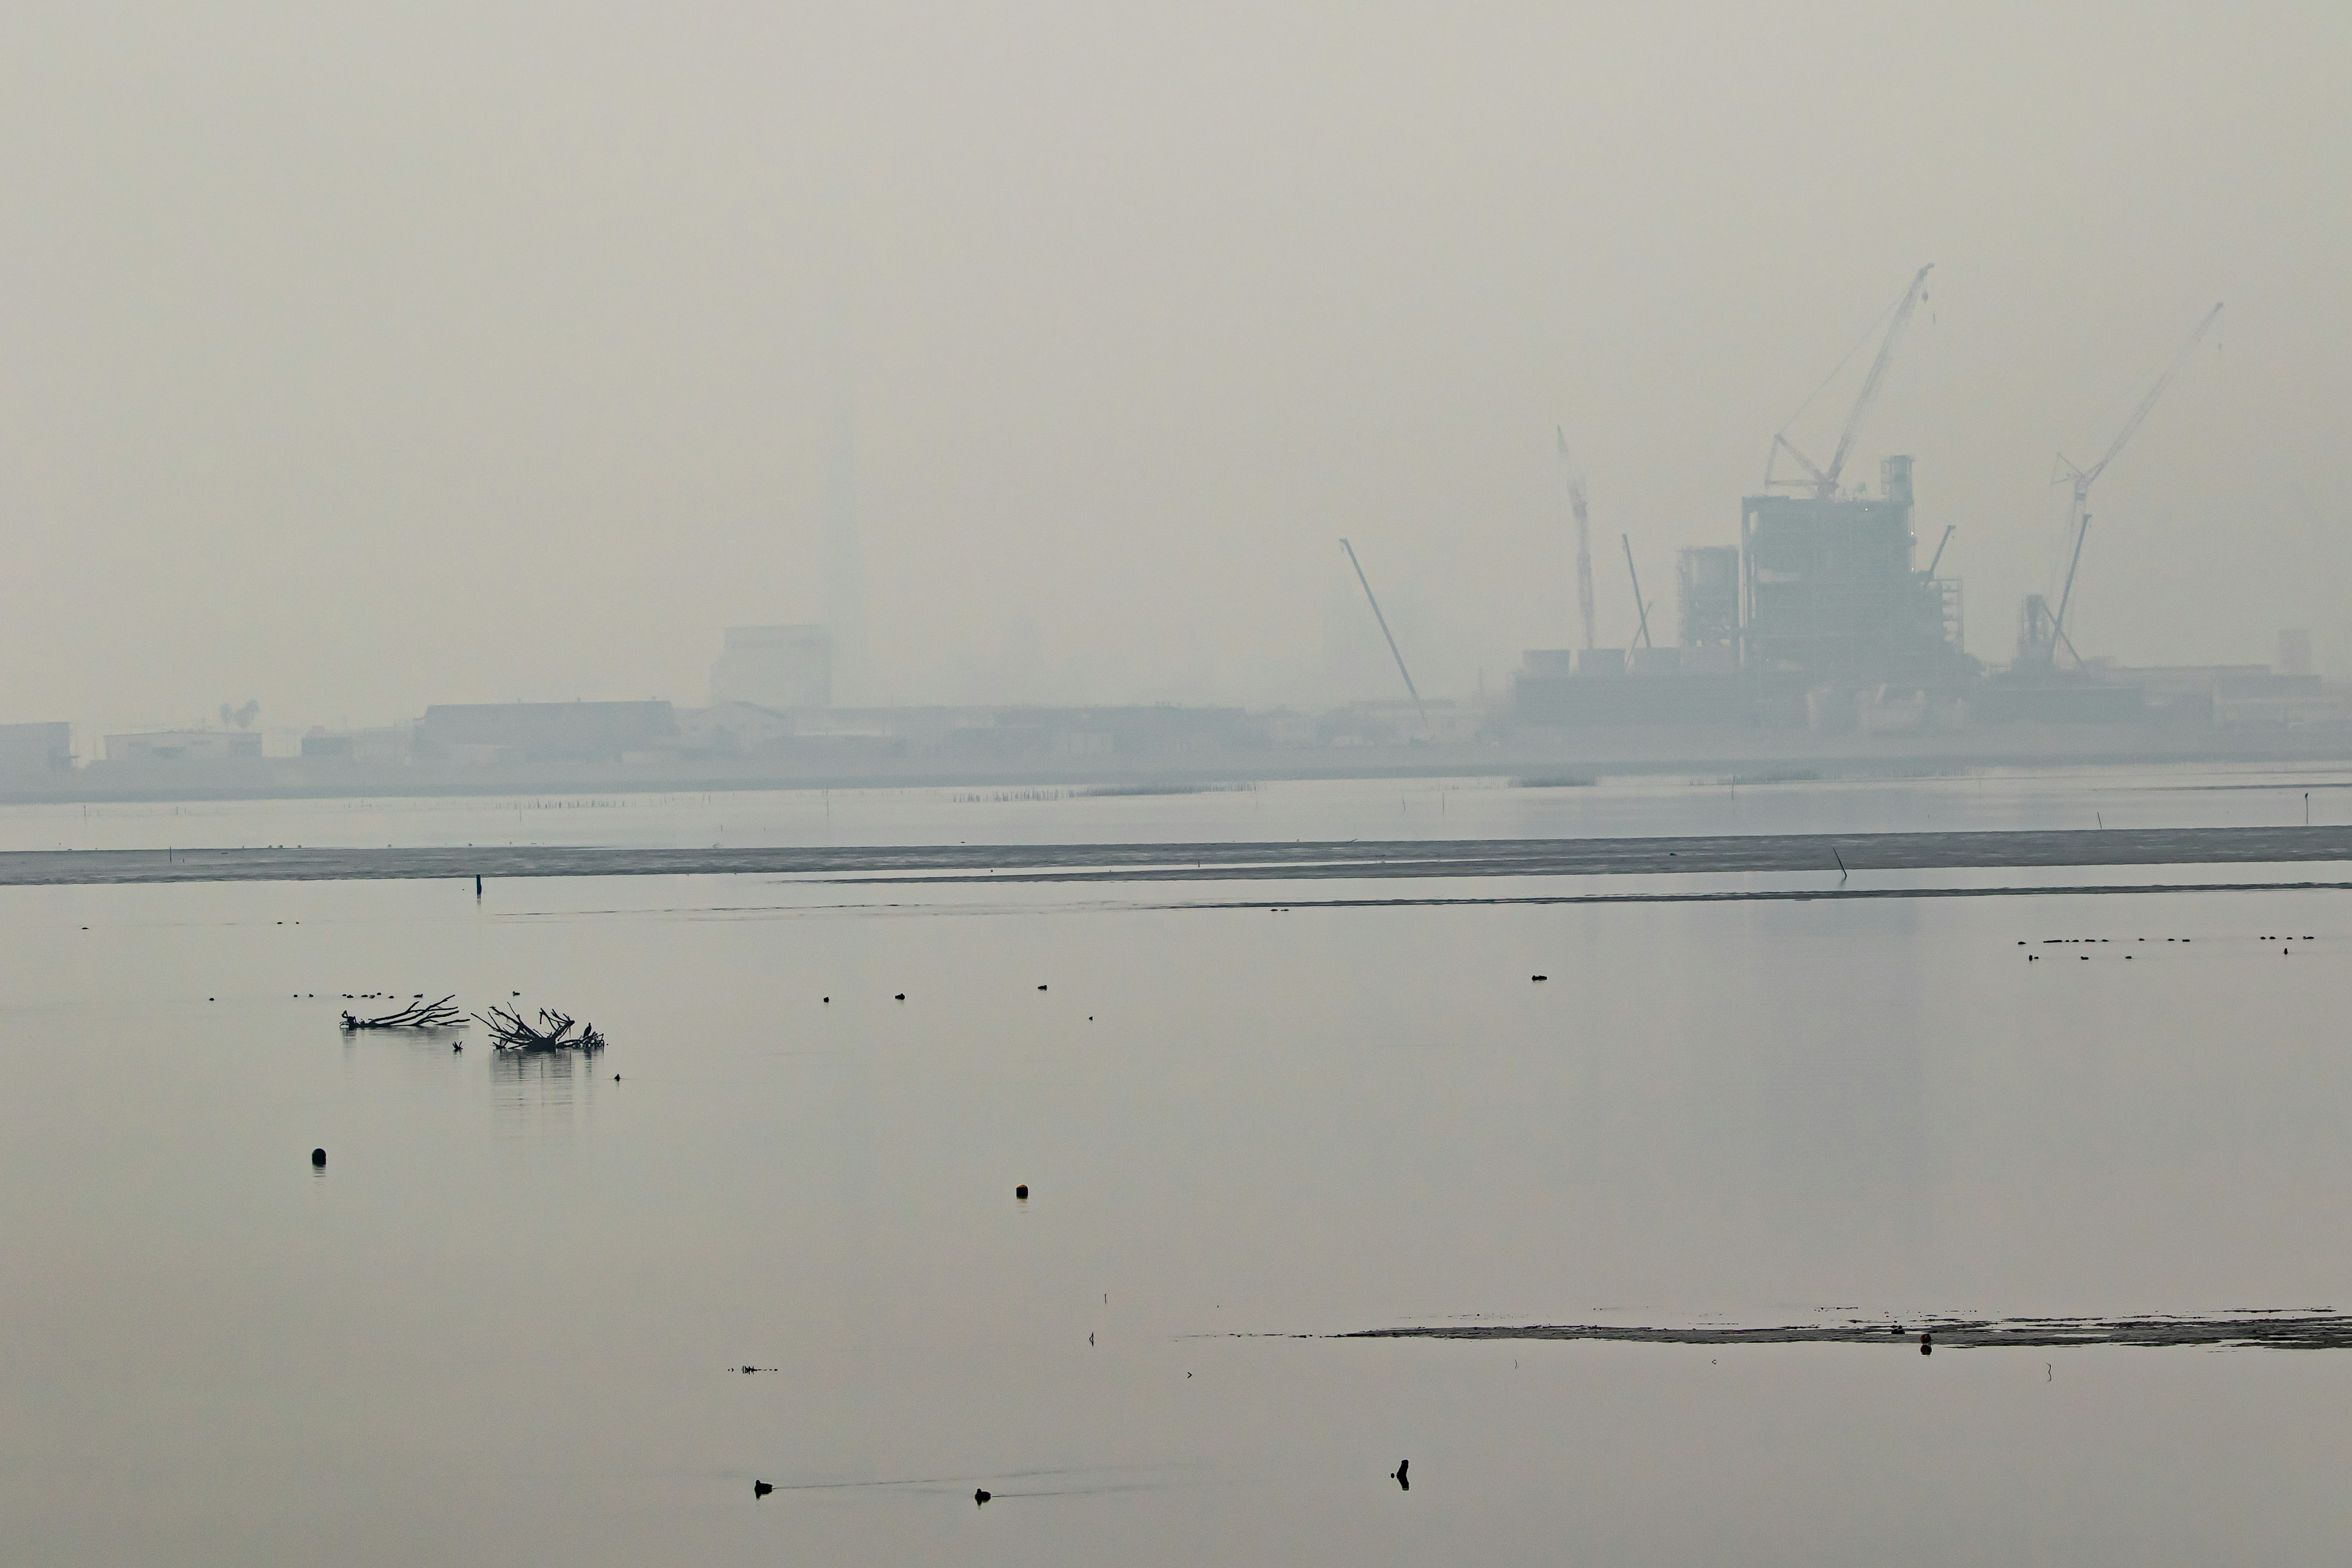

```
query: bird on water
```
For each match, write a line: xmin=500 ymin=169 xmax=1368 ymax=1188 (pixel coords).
xmin=1391 ymin=1460 xmax=1410 ymax=1491
xmin=973 ymin=1488 xmax=991 ymax=1506
xmin=753 ymin=1480 xmax=772 ymax=1498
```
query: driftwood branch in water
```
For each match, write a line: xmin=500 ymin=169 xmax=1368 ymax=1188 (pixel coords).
xmin=475 ymin=1005 xmax=606 ymax=1053
xmin=341 ymin=995 xmax=466 ymax=1030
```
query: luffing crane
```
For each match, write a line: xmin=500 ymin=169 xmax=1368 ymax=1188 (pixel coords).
xmin=1766 ymin=263 xmax=1936 ymax=499
xmin=2046 ymin=301 xmax=2224 ymax=665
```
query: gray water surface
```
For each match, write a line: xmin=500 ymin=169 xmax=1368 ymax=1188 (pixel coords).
xmin=6 ymin=790 xmax=2352 ymax=1562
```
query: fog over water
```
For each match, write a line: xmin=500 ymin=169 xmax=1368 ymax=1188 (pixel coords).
xmin=7 ymin=5 xmax=2351 ymax=1561
xmin=3 ymin=2 xmax=2346 ymax=732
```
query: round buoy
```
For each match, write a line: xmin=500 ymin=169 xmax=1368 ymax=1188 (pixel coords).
xmin=1016 ymin=1184 xmax=1029 ymax=1200
xmin=311 ymin=1148 xmax=326 ymax=1168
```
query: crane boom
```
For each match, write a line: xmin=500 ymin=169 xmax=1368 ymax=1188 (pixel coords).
xmin=1556 ymin=428 xmax=1596 ymax=651
xmin=1338 ymin=538 xmax=1429 ymax=733
xmin=2068 ymin=301 xmax=2225 ymax=491
xmin=1621 ymin=534 xmax=1653 ymax=650
xmin=1820 ymin=263 xmax=1934 ymax=496
xmin=2048 ymin=301 xmax=2223 ymax=663
xmin=1768 ymin=264 xmax=1934 ymax=498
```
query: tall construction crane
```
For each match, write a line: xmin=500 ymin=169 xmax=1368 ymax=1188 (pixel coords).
xmin=1555 ymin=428 xmax=1596 ymax=651
xmin=2047 ymin=301 xmax=2224 ymax=664
xmin=1767 ymin=263 xmax=1936 ymax=499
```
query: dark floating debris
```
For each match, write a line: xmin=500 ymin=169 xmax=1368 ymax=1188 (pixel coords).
xmin=342 ymin=995 xmax=464 ymax=1031
xmin=476 ymin=1004 xmax=607 ymax=1054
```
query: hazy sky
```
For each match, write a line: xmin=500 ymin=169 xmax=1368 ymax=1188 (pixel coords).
xmin=3 ymin=1 xmax=2345 ymax=733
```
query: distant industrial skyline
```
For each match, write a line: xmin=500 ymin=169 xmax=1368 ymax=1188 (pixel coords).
xmin=1 ymin=2 xmax=2339 ymax=739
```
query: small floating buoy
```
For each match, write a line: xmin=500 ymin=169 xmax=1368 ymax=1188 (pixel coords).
xmin=823 ymin=997 xmax=829 ymax=1003
xmin=1016 ymin=1184 xmax=1029 ymax=1200
xmin=311 ymin=1148 xmax=326 ymax=1168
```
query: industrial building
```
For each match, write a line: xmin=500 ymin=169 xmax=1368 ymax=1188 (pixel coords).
xmin=104 ymin=730 xmax=263 ymax=765
xmin=415 ymin=702 xmax=676 ymax=763
xmin=1740 ymin=454 xmax=1964 ymax=679
xmin=1519 ymin=265 xmax=1972 ymax=729
xmin=710 ymin=625 xmax=832 ymax=710
xmin=0 ymin=722 xmax=72 ymax=774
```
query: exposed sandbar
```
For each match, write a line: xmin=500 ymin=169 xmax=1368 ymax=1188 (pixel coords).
xmin=2 ymin=824 xmax=2352 ymax=888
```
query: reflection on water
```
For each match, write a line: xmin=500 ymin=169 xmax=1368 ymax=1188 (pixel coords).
xmin=490 ymin=1046 xmax=592 ymax=1137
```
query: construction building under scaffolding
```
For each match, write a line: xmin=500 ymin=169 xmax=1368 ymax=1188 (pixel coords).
xmin=1738 ymin=454 xmax=1965 ymax=680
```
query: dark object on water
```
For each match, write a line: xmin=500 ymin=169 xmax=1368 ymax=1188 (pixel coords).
xmin=1016 ymin=1184 xmax=1029 ymax=1200
xmin=1038 ymin=984 xmax=1048 ymax=991
xmin=1392 ymin=1459 xmax=1409 ymax=1491
xmin=823 ymin=997 xmax=829 ymax=1003
xmin=973 ymin=1488 xmax=990 ymax=1506
xmin=1889 ymin=1324 xmax=1903 ymax=1335
xmin=1920 ymin=1331 xmax=1932 ymax=1355
xmin=475 ymin=875 xmax=483 ymax=897
xmin=477 ymin=1004 xmax=606 ymax=1054
xmin=452 ymin=1042 xmax=462 ymax=1053
xmin=311 ymin=1148 xmax=325 ymax=1167
xmin=895 ymin=993 xmax=906 ymax=1001
xmin=753 ymin=1480 xmax=772 ymax=1498
xmin=1532 ymin=974 xmax=1547 ymax=982
xmin=342 ymin=995 xmax=464 ymax=1031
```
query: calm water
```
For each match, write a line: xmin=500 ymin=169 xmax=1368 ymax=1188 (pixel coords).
xmin=6 ymin=774 xmax=2352 ymax=1563
xmin=6 ymin=758 xmax=2351 ymax=853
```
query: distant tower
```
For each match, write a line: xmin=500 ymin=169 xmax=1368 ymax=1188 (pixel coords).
xmin=711 ymin=626 xmax=833 ymax=709
xmin=822 ymin=396 xmax=869 ymax=706
xmin=2279 ymin=628 xmax=2313 ymax=677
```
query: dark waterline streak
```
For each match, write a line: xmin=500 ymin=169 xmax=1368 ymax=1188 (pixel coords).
xmin=1159 ymin=879 xmax=2352 ymax=911
xmin=1307 ymin=1312 xmax=2352 ymax=1350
